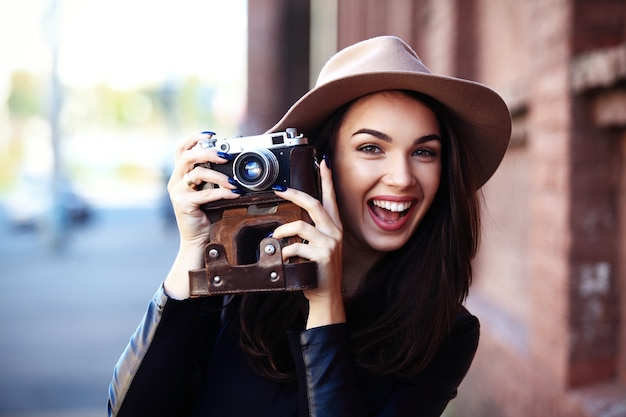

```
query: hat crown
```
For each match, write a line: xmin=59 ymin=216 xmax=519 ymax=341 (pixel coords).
xmin=316 ymin=36 xmax=432 ymax=87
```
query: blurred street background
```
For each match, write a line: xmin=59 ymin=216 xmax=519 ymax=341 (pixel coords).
xmin=0 ymin=206 xmax=179 ymax=416
xmin=0 ymin=0 xmax=246 ymax=415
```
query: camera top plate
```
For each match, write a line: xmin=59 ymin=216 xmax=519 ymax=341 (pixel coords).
xmin=198 ymin=128 xmax=307 ymax=153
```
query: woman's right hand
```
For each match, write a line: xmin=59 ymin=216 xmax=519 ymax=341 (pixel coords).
xmin=164 ymin=131 xmax=241 ymax=299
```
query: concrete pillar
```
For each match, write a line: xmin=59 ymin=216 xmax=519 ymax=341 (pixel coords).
xmin=245 ymin=0 xmax=310 ymax=134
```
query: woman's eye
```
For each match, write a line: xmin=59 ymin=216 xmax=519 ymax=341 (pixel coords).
xmin=414 ymin=148 xmax=438 ymax=158
xmin=358 ymin=144 xmax=382 ymax=154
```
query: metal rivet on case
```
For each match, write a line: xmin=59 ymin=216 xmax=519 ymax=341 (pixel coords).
xmin=213 ymin=276 xmax=222 ymax=285
xmin=264 ymin=244 xmax=276 ymax=255
xmin=208 ymin=249 xmax=220 ymax=259
xmin=270 ymin=272 xmax=279 ymax=282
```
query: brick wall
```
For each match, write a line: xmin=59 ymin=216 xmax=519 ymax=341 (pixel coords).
xmin=527 ymin=0 xmax=574 ymax=389
xmin=620 ymin=130 xmax=626 ymax=384
xmin=572 ymin=0 xmax=625 ymax=54
xmin=568 ymin=94 xmax=621 ymax=386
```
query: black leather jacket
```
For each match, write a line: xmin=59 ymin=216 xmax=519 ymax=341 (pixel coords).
xmin=108 ymin=285 xmax=479 ymax=417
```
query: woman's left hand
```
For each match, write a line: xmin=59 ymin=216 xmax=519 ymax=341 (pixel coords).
xmin=271 ymin=159 xmax=346 ymax=329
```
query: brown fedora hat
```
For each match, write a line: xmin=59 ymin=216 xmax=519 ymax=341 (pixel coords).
xmin=269 ymin=35 xmax=512 ymax=188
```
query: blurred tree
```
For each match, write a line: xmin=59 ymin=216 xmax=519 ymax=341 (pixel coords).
xmin=7 ymin=71 xmax=45 ymax=119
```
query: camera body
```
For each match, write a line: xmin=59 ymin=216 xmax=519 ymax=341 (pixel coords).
xmin=189 ymin=128 xmax=320 ymax=297
xmin=198 ymin=128 xmax=317 ymax=205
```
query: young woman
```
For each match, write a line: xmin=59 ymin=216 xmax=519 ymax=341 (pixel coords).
xmin=109 ymin=36 xmax=511 ymax=417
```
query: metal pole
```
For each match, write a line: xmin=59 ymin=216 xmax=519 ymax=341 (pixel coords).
xmin=43 ymin=0 xmax=67 ymax=251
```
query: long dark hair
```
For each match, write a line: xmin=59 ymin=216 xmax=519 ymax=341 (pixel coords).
xmin=235 ymin=90 xmax=482 ymax=381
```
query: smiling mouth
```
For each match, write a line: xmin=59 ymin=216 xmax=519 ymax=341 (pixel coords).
xmin=369 ymin=199 xmax=413 ymax=223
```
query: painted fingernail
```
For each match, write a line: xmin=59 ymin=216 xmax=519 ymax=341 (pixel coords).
xmin=217 ymin=151 xmax=234 ymax=160
xmin=202 ymin=130 xmax=216 ymax=135
xmin=228 ymin=177 xmax=240 ymax=186
xmin=271 ymin=184 xmax=287 ymax=192
xmin=323 ymin=154 xmax=331 ymax=169
xmin=231 ymin=189 xmax=244 ymax=194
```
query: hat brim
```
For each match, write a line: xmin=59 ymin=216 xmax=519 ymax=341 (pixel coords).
xmin=268 ymin=71 xmax=511 ymax=188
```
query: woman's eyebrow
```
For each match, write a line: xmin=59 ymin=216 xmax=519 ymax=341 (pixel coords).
xmin=352 ymin=128 xmax=392 ymax=141
xmin=352 ymin=128 xmax=441 ymax=144
xmin=415 ymin=134 xmax=442 ymax=144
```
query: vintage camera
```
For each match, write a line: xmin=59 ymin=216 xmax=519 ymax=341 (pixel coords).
xmin=198 ymin=128 xmax=312 ymax=199
xmin=188 ymin=128 xmax=320 ymax=297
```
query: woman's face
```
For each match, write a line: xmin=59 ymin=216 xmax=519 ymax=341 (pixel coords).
xmin=332 ymin=91 xmax=442 ymax=254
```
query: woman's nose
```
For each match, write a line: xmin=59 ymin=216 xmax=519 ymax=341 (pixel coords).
xmin=382 ymin=157 xmax=416 ymax=189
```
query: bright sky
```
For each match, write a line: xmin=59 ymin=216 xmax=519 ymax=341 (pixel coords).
xmin=0 ymin=0 xmax=248 ymax=89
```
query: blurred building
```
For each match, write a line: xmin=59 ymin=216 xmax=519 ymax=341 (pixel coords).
xmin=247 ymin=0 xmax=626 ymax=416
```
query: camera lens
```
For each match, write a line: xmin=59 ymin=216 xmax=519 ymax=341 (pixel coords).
xmin=233 ymin=149 xmax=279 ymax=191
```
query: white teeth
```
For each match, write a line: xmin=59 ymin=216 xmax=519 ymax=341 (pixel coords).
xmin=372 ymin=200 xmax=413 ymax=212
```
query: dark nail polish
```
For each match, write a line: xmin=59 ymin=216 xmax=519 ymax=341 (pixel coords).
xmin=272 ymin=185 xmax=287 ymax=192
xmin=202 ymin=130 xmax=216 ymax=135
xmin=323 ymin=154 xmax=331 ymax=169
xmin=265 ymin=232 xmax=274 ymax=238
xmin=231 ymin=189 xmax=244 ymax=195
xmin=227 ymin=177 xmax=240 ymax=186
xmin=217 ymin=151 xmax=234 ymax=160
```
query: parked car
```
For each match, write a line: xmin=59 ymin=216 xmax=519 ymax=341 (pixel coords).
xmin=4 ymin=173 xmax=91 ymax=230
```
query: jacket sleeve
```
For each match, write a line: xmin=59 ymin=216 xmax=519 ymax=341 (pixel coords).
xmin=288 ymin=324 xmax=368 ymax=417
xmin=108 ymin=285 xmax=223 ymax=417
xmin=288 ymin=311 xmax=479 ymax=417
